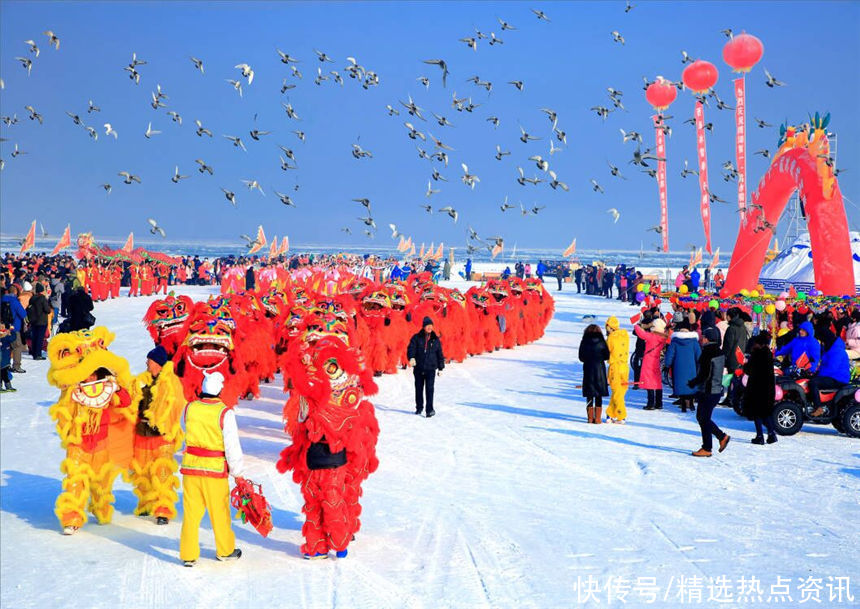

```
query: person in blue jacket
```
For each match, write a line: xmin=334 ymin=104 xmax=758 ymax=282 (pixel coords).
xmin=1 ymin=323 xmax=16 ymax=392
xmin=664 ymin=320 xmax=702 ymax=413
xmin=690 ymin=267 xmax=701 ymax=291
xmin=775 ymin=321 xmax=820 ymax=372
xmin=1 ymin=285 xmax=28 ymax=374
xmin=808 ymin=327 xmax=851 ymax=417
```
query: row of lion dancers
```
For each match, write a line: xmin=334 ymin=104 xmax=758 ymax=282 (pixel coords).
xmin=47 ymin=271 xmax=553 ymax=555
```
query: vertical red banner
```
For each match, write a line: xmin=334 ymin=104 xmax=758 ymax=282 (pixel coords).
xmin=652 ymin=115 xmax=669 ymax=252
xmin=695 ymin=101 xmax=712 ymax=254
xmin=734 ymin=77 xmax=747 ymax=219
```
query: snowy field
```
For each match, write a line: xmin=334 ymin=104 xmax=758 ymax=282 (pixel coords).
xmin=1 ymin=283 xmax=858 ymax=609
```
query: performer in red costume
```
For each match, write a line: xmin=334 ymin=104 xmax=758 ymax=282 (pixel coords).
xmin=277 ymin=315 xmax=379 ymax=559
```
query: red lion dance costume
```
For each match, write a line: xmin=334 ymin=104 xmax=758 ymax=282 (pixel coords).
xmin=277 ymin=315 xmax=379 ymax=559
xmin=173 ymin=299 xmax=247 ymax=406
xmin=143 ymin=293 xmax=194 ymax=356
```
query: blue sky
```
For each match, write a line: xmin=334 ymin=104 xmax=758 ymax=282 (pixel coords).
xmin=1 ymin=1 xmax=858 ymax=252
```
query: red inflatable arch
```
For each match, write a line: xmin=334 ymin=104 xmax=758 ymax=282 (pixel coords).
xmin=723 ymin=147 xmax=855 ymax=296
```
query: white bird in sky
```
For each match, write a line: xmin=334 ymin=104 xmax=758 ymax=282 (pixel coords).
xmin=24 ymin=39 xmax=40 ymax=57
xmin=389 ymin=224 xmax=400 ymax=239
xmin=195 ymin=119 xmax=212 ymax=137
xmin=147 ymin=218 xmax=166 ymax=237
xmin=144 ymin=122 xmax=161 ymax=139
xmin=118 ymin=171 xmax=141 ymax=184
xmin=461 ymin=163 xmax=479 ymax=189
xmin=606 ymin=208 xmax=621 ymax=223
xmin=226 ymin=79 xmax=243 ymax=97
xmin=223 ymin=135 xmax=247 ymax=151
xmin=426 ymin=180 xmax=440 ymax=198
xmin=438 ymin=206 xmax=459 ymax=223
xmin=190 ymin=56 xmax=204 ymax=73
xmin=43 ymin=30 xmax=60 ymax=50
xmin=242 ymin=179 xmax=265 ymax=195
xmin=172 ymin=165 xmax=189 ymax=183
xmin=235 ymin=63 xmax=254 ymax=85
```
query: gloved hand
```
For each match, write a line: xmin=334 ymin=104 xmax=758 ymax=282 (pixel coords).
xmin=409 ymin=358 xmax=416 ymax=367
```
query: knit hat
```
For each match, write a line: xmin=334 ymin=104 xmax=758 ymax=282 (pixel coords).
xmin=22 ymin=281 xmax=33 ymax=292
xmin=672 ymin=311 xmax=684 ymax=323
xmin=201 ymin=371 xmax=225 ymax=396
xmin=35 ymin=283 xmax=45 ymax=293
xmin=422 ymin=316 xmax=434 ymax=327
xmin=703 ymin=327 xmax=721 ymax=345
xmin=146 ymin=345 xmax=169 ymax=367
xmin=651 ymin=318 xmax=667 ymax=333
xmin=605 ymin=316 xmax=619 ymax=330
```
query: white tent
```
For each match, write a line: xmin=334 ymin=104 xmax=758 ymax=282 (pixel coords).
xmin=758 ymin=231 xmax=860 ymax=294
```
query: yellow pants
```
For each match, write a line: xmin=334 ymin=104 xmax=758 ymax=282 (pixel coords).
xmin=607 ymin=364 xmax=629 ymax=421
xmin=179 ymin=475 xmax=235 ymax=561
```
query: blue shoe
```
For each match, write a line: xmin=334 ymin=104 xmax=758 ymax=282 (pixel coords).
xmin=303 ymin=552 xmax=328 ymax=560
xmin=335 ymin=549 xmax=348 ymax=559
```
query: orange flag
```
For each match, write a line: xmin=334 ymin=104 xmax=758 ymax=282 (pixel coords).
xmin=280 ymin=236 xmax=289 ymax=255
xmin=708 ymin=247 xmax=720 ymax=270
xmin=795 ymin=352 xmax=811 ymax=370
xmin=19 ymin=220 xmax=36 ymax=254
xmin=419 ymin=243 xmax=425 ymax=259
xmin=434 ymin=242 xmax=444 ymax=260
xmin=689 ymin=247 xmax=703 ymax=268
xmin=248 ymin=226 xmax=267 ymax=254
xmin=121 ymin=232 xmax=134 ymax=254
xmin=563 ymin=237 xmax=577 ymax=257
xmin=269 ymin=236 xmax=279 ymax=258
xmin=50 ymin=224 xmax=72 ymax=256
xmin=735 ymin=346 xmax=746 ymax=367
xmin=408 ymin=242 xmax=416 ymax=257
xmin=397 ymin=236 xmax=406 ymax=252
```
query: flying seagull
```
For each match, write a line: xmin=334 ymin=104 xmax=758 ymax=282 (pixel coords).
xmin=764 ymin=69 xmax=785 ymax=88
xmin=607 ymin=208 xmax=620 ymax=223
xmin=424 ymin=59 xmax=449 ymax=87
xmin=147 ymin=218 xmax=166 ymax=237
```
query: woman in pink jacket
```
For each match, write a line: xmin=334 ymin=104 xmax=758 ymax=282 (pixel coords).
xmin=634 ymin=318 xmax=668 ymax=410
xmin=846 ymin=310 xmax=860 ymax=359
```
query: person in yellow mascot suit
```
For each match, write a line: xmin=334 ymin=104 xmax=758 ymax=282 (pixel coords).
xmin=47 ymin=327 xmax=139 ymax=534
xmin=605 ymin=316 xmax=630 ymax=424
xmin=129 ymin=345 xmax=186 ymax=525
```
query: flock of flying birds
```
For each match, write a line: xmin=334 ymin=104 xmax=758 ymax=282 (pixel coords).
xmin=2 ymin=5 xmax=795 ymax=254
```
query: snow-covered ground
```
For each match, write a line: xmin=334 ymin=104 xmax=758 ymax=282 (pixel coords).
xmin=1 ymin=283 xmax=858 ymax=609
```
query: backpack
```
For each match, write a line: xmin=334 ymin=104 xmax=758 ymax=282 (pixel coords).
xmin=1 ymin=300 xmax=14 ymax=327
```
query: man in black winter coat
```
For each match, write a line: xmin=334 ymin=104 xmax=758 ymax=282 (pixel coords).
xmin=26 ymin=283 xmax=52 ymax=359
xmin=67 ymin=286 xmax=95 ymax=331
xmin=406 ymin=316 xmax=445 ymax=417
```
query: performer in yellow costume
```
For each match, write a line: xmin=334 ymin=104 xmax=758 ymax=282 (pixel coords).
xmin=128 ymin=345 xmax=185 ymax=525
xmin=605 ymin=316 xmax=630 ymax=424
xmin=179 ymin=371 xmax=244 ymax=566
xmin=47 ymin=327 xmax=139 ymax=534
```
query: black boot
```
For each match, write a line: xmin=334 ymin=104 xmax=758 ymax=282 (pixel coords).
xmin=766 ymin=434 xmax=778 ymax=444
xmin=751 ymin=436 xmax=765 ymax=445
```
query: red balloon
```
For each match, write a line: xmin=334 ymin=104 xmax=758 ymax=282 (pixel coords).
xmin=682 ymin=60 xmax=718 ymax=94
xmin=722 ymin=32 xmax=764 ymax=73
xmin=645 ymin=77 xmax=677 ymax=111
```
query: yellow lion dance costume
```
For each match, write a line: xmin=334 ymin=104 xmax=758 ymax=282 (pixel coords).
xmin=605 ymin=316 xmax=630 ymax=423
xmin=47 ymin=327 xmax=140 ymax=534
xmin=128 ymin=353 xmax=185 ymax=523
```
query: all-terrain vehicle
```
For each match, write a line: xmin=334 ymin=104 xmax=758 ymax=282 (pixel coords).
xmin=772 ymin=371 xmax=860 ymax=438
